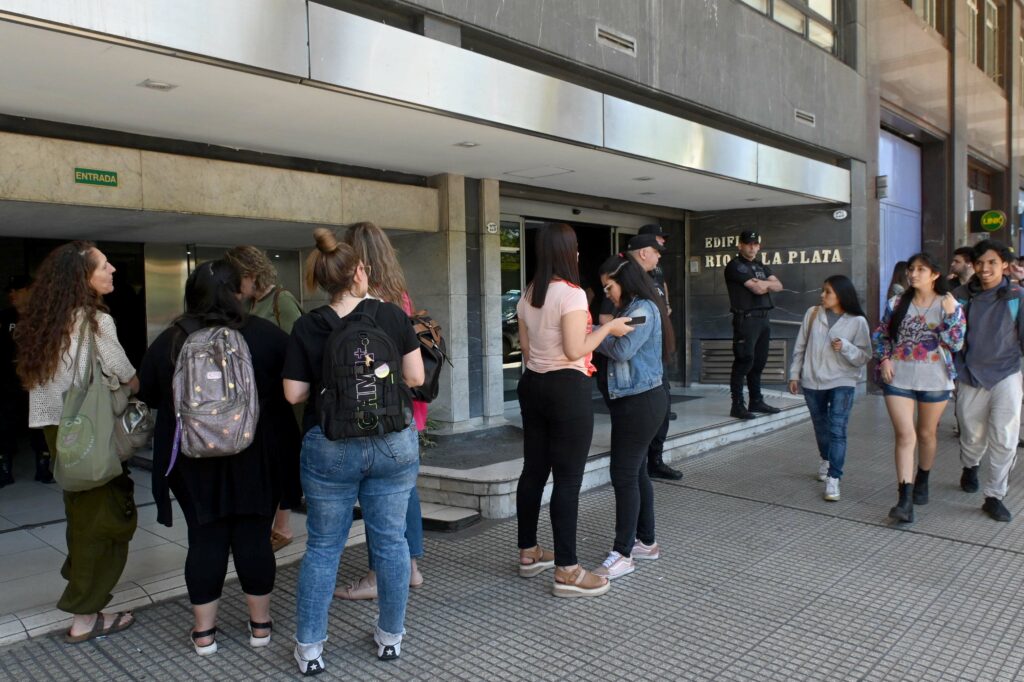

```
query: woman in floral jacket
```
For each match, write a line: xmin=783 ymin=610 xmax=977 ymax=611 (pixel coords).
xmin=873 ymin=252 xmax=965 ymax=524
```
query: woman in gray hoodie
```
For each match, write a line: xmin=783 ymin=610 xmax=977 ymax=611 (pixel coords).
xmin=788 ymin=275 xmax=872 ymax=502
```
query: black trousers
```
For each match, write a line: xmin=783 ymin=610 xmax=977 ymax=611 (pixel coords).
xmin=181 ymin=508 xmax=276 ymax=605
xmin=730 ymin=312 xmax=771 ymax=403
xmin=516 ymin=368 xmax=594 ymax=567
xmin=609 ymin=387 xmax=668 ymax=556
xmin=646 ymin=378 xmax=672 ymax=468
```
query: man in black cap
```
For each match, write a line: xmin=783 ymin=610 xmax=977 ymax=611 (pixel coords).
xmin=724 ymin=230 xmax=783 ymax=419
xmin=597 ymin=225 xmax=683 ymax=480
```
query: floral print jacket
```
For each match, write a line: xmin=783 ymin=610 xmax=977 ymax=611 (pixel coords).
xmin=872 ymin=295 xmax=966 ymax=382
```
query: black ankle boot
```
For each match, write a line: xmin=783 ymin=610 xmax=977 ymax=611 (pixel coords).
xmin=913 ymin=468 xmax=930 ymax=505
xmin=888 ymin=482 xmax=914 ymax=523
xmin=35 ymin=454 xmax=54 ymax=484
xmin=0 ymin=455 xmax=13 ymax=487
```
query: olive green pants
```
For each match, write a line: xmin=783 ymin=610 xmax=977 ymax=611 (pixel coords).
xmin=44 ymin=426 xmax=138 ymax=614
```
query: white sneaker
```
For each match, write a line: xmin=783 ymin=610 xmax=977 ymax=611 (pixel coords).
xmin=631 ymin=540 xmax=661 ymax=561
xmin=817 ymin=460 xmax=830 ymax=482
xmin=591 ymin=551 xmax=635 ymax=580
xmin=824 ymin=476 xmax=840 ymax=501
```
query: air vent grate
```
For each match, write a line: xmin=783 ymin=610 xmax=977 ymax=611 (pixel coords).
xmin=597 ymin=25 xmax=637 ymax=56
xmin=794 ymin=109 xmax=816 ymax=127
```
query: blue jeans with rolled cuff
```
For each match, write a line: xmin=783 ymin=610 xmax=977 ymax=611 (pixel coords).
xmin=803 ymin=387 xmax=855 ymax=480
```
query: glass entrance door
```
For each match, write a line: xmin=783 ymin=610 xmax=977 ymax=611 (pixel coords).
xmin=500 ymin=215 xmax=524 ymax=403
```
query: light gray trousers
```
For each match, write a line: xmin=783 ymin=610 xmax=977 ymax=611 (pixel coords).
xmin=956 ymin=372 xmax=1023 ymax=500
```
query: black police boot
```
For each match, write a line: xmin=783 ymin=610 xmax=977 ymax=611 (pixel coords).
xmin=730 ymin=400 xmax=757 ymax=420
xmin=960 ymin=465 xmax=979 ymax=493
xmin=648 ymin=457 xmax=683 ymax=481
xmin=748 ymin=399 xmax=781 ymax=414
xmin=888 ymin=482 xmax=914 ymax=523
xmin=668 ymin=411 xmax=678 ymax=421
xmin=912 ymin=468 xmax=930 ymax=505
xmin=0 ymin=455 xmax=13 ymax=487
xmin=35 ymin=453 xmax=54 ymax=484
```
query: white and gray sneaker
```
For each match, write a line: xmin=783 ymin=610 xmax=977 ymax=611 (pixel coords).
xmin=817 ymin=460 xmax=830 ymax=482
xmin=631 ymin=540 xmax=661 ymax=561
xmin=592 ymin=551 xmax=635 ymax=580
xmin=824 ymin=476 xmax=840 ymax=501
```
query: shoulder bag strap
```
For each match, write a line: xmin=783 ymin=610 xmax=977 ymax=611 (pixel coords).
xmin=272 ymin=287 xmax=283 ymax=327
xmin=802 ymin=306 xmax=820 ymax=348
xmin=71 ymin=315 xmax=95 ymax=388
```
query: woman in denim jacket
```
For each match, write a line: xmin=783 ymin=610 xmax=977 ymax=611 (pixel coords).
xmin=592 ymin=255 xmax=676 ymax=580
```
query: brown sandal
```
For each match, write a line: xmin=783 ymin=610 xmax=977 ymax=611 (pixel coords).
xmin=518 ymin=546 xmax=555 ymax=578
xmin=65 ymin=611 xmax=134 ymax=643
xmin=552 ymin=565 xmax=610 ymax=598
xmin=271 ymin=530 xmax=292 ymax=553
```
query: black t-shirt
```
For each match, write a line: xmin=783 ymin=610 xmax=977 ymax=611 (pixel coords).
xmin=283 ymin=299 xmax=419 ymax=434
xmin=724 ymin=255 xmax=775 ymax=311
xmin=138 ymin=316 xmax=300 ymax=527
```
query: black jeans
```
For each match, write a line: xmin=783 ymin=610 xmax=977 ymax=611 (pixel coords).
xmin=609 ymin=387 xmax=668 ymax=556
xmin=730 ymin=312 xmax=771 ymax=403
xmin=516 ymin=368 xmax=594 ymax=567
xmin=646 ymin=378 xmax=672 ymax=468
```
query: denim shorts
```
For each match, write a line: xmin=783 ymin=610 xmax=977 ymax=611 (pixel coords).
xmin=881 ymin=384 xmax=951 ymax=403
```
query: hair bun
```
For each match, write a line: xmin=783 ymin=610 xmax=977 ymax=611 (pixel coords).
xmin=313 ymin=227 xmax=339 ymax=254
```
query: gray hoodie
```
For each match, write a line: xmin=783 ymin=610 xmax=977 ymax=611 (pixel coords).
xmin=789 ymin=306 xmax=872 ymax=390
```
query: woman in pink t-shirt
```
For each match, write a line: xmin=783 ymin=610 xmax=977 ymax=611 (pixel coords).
xmin=515 ymin=223 xmax=633 ymax=598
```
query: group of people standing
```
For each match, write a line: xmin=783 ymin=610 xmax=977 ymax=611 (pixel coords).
xmin=788 ymin=238 xmax=1023 ymax=526
xmin=514 ymin=223 xmax=676 ymax=596
xmin=11 ymin=222 xmax=429 ymax=676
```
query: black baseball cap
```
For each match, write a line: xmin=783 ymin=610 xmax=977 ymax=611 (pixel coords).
xmin=6 ymin=275 xmax=31 ymax=292
xmin=739 ymin=230 xmax=760 ymax=244
xmin=627 ymin=233 xmax=665 ymax=252
xmin=639 ymin=223 xmax=666 ymax=238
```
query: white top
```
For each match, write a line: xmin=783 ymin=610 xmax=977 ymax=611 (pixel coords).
xmin=28 ymin=310 xmax=135 ymax=427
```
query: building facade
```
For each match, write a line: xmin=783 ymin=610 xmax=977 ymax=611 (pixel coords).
xmin=0 ymin=0 xmax=1018 ymax=427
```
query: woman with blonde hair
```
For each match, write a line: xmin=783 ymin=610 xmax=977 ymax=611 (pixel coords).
xmin=286 ymin=228 xmax=424 ymax=672
xmin=333 ymin=221 xmax=428 ymax=601
xmin=225 ymin=245 xmax=304 ymax=552
xmin=15 ymin=241 xmax=139 ymax=643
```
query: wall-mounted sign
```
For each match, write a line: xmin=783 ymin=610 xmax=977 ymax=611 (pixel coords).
xmin=699 ymin=235 xmax=843 ymax=268
xmin=832 ymin=209 xmax=848 ymax=220
xmin=74 ymin=167 xmax=118 ymax=187
xmin=980 ymin=210 xmax=1006 ymax=232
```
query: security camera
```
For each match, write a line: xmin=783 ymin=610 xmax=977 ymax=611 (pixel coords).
xmin=571 ymin=208 xmax=582 ymax=215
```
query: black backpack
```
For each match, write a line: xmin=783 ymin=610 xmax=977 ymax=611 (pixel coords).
xmin=409 ymin=310 xmax=451 ymax=403
xmin=315 ymin=300 xmax=413 ymax=440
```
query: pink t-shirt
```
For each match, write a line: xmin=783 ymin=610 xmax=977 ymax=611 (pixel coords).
xmin=517 ymin=280 xmax=594 ymax=376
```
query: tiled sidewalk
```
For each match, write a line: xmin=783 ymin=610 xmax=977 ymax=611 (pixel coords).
xmin=2 ymin=395 xmax=1024 ymax=680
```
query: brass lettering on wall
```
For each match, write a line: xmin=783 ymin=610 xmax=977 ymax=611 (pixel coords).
xmin=702 ymin=248 xmax=843 ymax=269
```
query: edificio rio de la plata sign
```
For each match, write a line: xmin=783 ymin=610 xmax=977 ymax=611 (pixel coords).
xmin=700 ymin=235 xmax=843 ymax=269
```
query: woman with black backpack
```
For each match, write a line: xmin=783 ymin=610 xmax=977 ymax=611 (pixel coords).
xmin=138 ymin=260 xmax=300 ymax=655
xmin=284 ymin=228 xmax=424 ymax=674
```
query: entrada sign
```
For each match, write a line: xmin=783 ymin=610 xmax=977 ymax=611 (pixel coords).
xmin=74 ymin=167 xmax=118 ymax=187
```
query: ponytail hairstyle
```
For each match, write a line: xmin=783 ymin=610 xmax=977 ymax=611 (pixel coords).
xmin=342 ymin=221 xmax=409 ymax=307
xmin=823 ymin=274 xmax=866 ymax=318
xmin=528 ymin=223 xmax=580 ymax=308
xmin=15 ymin=241 xmax=106 ymax=388
xmin=888 ymin=252 xmax=948 ymax=341
xmin=306 ymin=227 xmax=360 ymax=300
xmin=598 ymin=254 xmax=676 ymax=362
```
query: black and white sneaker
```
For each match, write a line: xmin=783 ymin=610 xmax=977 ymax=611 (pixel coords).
xmin=374 ymin=633 xmax=401 ymax=661
xmin=294 ymin=646 xmax=325 ymax=676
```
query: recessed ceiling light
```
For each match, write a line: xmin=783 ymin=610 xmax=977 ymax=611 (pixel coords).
xmin=638 ymin=191 xmax=656 ymax=196
xmin=633 ymin=176 xmax=654 ymax=182
xmin=453 ymin=141 xmax=480 ymax=148
xmin=745 ymin=197 xmax=761 ymax=202
xmin=137 ymin=78 xmax=178 ymax=92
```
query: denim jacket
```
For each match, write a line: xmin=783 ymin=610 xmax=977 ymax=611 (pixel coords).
xmin=597 ymin=298 xmax=663 ymax=399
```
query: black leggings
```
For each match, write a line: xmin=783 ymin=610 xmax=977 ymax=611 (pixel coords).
xmin=516 ymin=369 xmax=595 ymax=567
xmin=609 ymin=387 xmax=668 ymax=556
xmin=181 ymin=509 xmax=275 ymax=605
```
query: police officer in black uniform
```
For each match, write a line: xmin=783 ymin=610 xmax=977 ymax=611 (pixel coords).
xmin=724 ymin=230 xmax=783 ymax=419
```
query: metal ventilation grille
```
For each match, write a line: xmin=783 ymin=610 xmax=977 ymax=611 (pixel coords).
xmin=794 ymin=109 xmax=817 ymax=127
xmin=699 ymin=339 xmax=788 ymax=384
xmin=597 ymin=26 xmax=637 ymax=55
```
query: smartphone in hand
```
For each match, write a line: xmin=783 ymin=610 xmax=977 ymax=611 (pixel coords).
xmin=626 ymin=316 xmax=646 ymax=326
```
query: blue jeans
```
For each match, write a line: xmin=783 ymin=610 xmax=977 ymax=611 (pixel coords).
xmin=803 ymin=387 xmax=855 ymax=479
xmin=367 ymin=487 xmax=424 ymax=566
xmin=295 ymin=425 xmax=419 ymax=646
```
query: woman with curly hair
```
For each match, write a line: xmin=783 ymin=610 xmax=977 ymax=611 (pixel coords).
xmin=15 ymin=241 xmax=139 ymax=643
xmin=334 ymin=221 xmax=427 ymax=601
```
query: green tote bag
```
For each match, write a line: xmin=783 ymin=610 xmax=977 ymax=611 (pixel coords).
xmin=54 ymin=318 xmax=122 ymax=492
